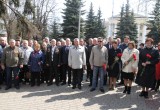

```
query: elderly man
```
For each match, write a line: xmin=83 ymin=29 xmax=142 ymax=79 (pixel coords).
xmin=90 ymin=37 xmax=108 ymax=93
xmin=61 ymin=38 xmax=72 ymax=86
xmin=44 ymin=37 xmax=50 ymax=47
xmin=86 ymin=38 xmax=94 ymax=86
xmin=68 ymin=38 xmax=86 ymax=89
xmin=20 ymin=40 xmax=33 ymax=84
xmin=1 ymin=39 xmax=24 ymax=90
xmin=46 ymin=39 xmax=61 ymax=86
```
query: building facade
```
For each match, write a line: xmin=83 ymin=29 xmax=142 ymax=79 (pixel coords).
xmin=107 ymin=14 xmax=149 ymax=44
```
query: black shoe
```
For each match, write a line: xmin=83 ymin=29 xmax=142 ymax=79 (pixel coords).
xmin=127 ymin=87 xmax=131 ymax=94
xmin=68 ymin=84 xmax=71 ymax=86
xmin=139 ymin=91 xmax=145 ymax=97
xmin=78 ymin=85 xmax=82 ymax=90
xmin=88 ymin=84 xmax=92 ymax=87
xmin=144 ymin=91 xmax=149 ymax=99
xmin=61 ymin=82 xmax=66 ymax=86
xmin=72 ymin=86 xmax=76 ymax=89
xmin=90 ymin=88 xmax=96 ymax=92
xmin=5 ymin=86 xmax=11 ymax=90
xmin=15 ymin=86 xmax=20 ymax=90
xmin=47 ymin=82 xmax=53 ymax=86
xmin=31 ymin=84 xmax=35 ymax=87
xmin=56 ymin=83 xmax=59 ymax=86
xmin=123 ymin=86 xmax=128 ymax=93
xmin=100 ymin=88 xmax=105 ymax=93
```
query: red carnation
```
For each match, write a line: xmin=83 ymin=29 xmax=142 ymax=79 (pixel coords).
xmin=133 ymin=54 xmax=137 ymax=61
xmin=117 ymin=53 xmax=122 ymax=58
xmin=146 ymin=54 xmax=152 ymax=59
xmin=15 ymin=76 xmax=19 ymax=80
xmin=103 ymin=64 xmax=106 ymax=70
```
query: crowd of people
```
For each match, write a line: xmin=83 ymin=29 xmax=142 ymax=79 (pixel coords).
xmin=0 ymin=36 xmax=159 ymax=99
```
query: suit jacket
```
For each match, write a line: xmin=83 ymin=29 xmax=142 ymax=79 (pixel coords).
xmin=104 ymin=43 xmax=112 ymax=50
xmin=119 ymin=43 xmax=128 ymax=52
xmin=61 ymin=45 xmax=70 ymax=65
xmin=46 ymin=46 xmax=61 ymax=66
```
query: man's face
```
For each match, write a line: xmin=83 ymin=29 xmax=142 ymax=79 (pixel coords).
xmin=61 ymin=41 xmax=66 ymax=46
xmin=74 ymin=40 xmax=79 ymax=46
xmin=57 ymin=41 xmax=61 ymax=46
xmin=28 ymin=40 xmax=33 ymax=46
xmin=124 ymin=38 xmax=129 ymax=44
xmin=89 ymin=39 xmax=93 ymax=45
xmin=80 ymin=40 xmax=84 ymax=46
xmin=98 ymin=39 xmax=103 ymax=46
xmin=1 ymin=40 xmax=5 ymax=45
xmin=51 ymin=40 xmax=56 ymax=46
xmin=16 ymin=41 xmax=20 ymax=46
xmin=66 ymin=39 xmax=70 ymax=46
xmin=93 ymin=39 xmax=97 ymax=45
xmin=10 ymin=41 xmax=15 ymax=47
xmin=23 ymin=42 xmax=28 ymax=47
xmin=45 ymin=38 xmax=49 ymax=43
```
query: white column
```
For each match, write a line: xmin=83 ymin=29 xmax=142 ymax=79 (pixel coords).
xmin=137 ymin=24 xmax=140 ymax=46
xmin=142 ymin=25 xmax=147 ymax=43
xmin=114 ymin=24 xmax=117 ymax=37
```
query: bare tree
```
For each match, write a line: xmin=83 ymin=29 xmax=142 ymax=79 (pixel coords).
xmin=32 ymin=0 xmax=57 ymax=39
xmin=0 ymin=0 xmax=57 ymax=40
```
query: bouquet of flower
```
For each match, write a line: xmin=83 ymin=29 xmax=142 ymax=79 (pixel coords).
xmin=15 ymin=69 xmax=21 ymax=80
xmin=111 ymin=53 xmax=122 ymax=70
xmin=122 ymin=54 xmax=137 ymax=69
xmin=140 ymin=54 xmax=152 ymax=76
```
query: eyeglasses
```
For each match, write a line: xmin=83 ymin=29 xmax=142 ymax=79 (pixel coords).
xmin=98 ymin=41 xmax=102 ymax=42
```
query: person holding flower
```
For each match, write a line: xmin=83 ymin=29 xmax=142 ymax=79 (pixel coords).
xmin=108 ymin=40 xmax=122 ymax=90
xmin=135 ymin=38 xmax=159 ymax=98
xmin=121 ymin=41 xmax=139 ymax=94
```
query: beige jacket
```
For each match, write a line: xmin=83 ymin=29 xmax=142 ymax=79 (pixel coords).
xmin=89 ymin=45 xmax=108 ymax=67
xmin=121 ymin=48 xmax=139 ymax=73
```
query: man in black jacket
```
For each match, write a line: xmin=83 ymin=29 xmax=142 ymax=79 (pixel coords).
xmin=46 ymin=39 xmax=61 ymax=86
xmin=61 ymin=38 xmax=72 ymax=86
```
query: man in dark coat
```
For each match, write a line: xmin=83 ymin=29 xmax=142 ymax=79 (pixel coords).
xmin=61 ymin=38 xmax=72 ymax=86
xmin=86 ymin=38 xmax=94 ymax=86
xmin=46 ymin=39 xmax=61 ymax=86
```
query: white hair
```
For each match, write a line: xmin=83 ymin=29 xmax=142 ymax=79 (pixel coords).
xmin=9 ymin=39 xmax=15 ymax=43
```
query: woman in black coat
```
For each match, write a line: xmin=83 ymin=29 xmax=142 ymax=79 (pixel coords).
xmin=108 ymin=40 xmax=122 ymax=90
xmin=135 ymin=38 xmax=159 ymax=98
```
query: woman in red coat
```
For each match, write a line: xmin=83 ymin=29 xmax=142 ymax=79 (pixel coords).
xmin=155 ymin=42 xmax=160 ymax=91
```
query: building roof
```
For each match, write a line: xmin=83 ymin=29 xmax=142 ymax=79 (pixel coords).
xmin=109 ymin=13 xmax=147 ymax=19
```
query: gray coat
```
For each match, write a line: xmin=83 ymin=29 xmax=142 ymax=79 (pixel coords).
xmin=89 ymin=45 xmax=108 ymax=67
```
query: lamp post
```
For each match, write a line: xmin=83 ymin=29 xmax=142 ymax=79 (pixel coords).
xmin=78 ymin=2 xmax=81 ymax=39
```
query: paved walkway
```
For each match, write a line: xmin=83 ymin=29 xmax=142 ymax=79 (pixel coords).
xmin=0 ymin=82 xmax=159 ymax=110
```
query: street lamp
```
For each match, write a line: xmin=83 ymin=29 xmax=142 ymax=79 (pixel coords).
xmin=78 ymin=2 xmax=81 ymax=39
